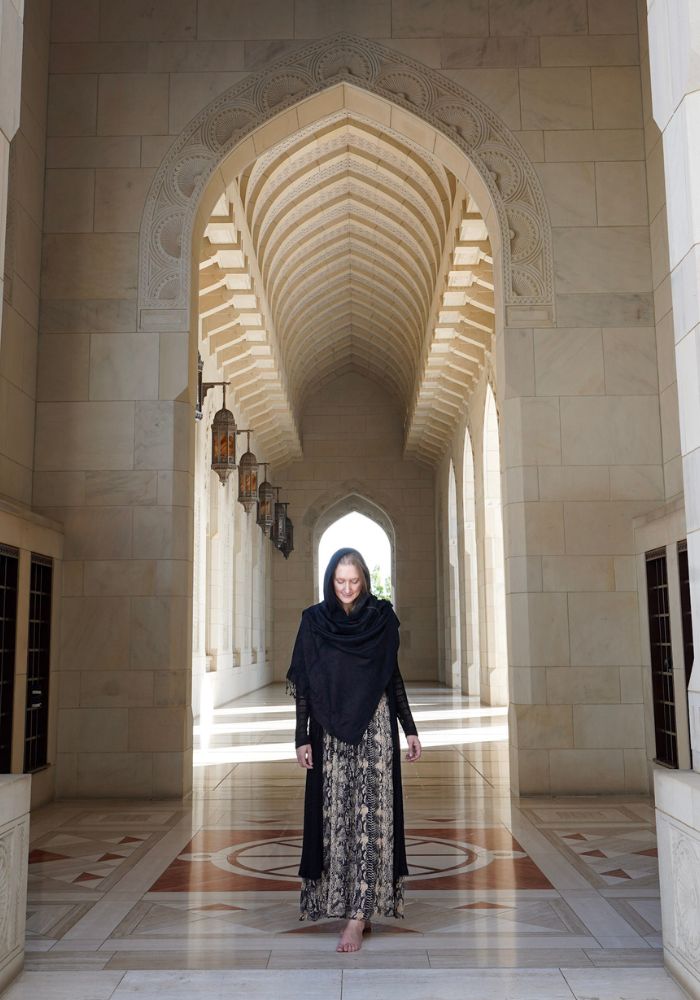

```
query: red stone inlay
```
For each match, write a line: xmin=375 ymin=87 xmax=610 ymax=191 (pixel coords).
xmin=601 ymin=868 xmax=632 ymax=879
xmin=635 ymin=848 xmax=658 ymax=857
xmin=73 ymin=872 xmax=102 ymax=882
xmin=581 ymin=849 xmax=607 ymax=858
xmin=97 ymin=853 xmax=125 ymax=862
xmin=29 ymin=850 xmax=69 ymax=864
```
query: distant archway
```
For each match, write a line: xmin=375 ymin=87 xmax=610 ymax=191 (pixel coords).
xmin=481 ymin=384 xmax=508 ymax=706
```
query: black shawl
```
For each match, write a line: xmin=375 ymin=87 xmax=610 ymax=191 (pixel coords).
xmin=287 ymin=548 xmax=410 ymax=884
xmin=286 ymin=547 xmax=400 ymax=745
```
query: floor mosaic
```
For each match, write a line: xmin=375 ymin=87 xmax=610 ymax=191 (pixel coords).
xmin=2 ymin=683 xmax=688 ymax=1000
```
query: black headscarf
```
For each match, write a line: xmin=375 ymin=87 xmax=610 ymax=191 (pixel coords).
xmin=286 ymin=547 xmax=399 ymax=745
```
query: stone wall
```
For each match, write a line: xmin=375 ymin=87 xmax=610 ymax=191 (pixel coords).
xmin=20 ymin=0 xmax=669 ymax=796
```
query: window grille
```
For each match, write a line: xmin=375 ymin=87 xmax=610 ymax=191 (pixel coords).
xmin=24 ymin=554 xmax=53 ymax=773
xmin=0 ymin=544 xmax=19 ymax=773
xmin=645 ymin=547 xmax=678 ymax=768
xmin=678 ymin=541 xmax=694 ymax=688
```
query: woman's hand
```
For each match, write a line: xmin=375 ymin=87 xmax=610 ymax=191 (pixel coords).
xmin=296 ymin=743 xmax=313 ymax=769
xmin=405 ymin=735 xmax=422 ymax=762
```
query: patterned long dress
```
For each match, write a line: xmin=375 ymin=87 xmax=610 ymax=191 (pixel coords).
xmin=300 ymin=693 xmax=405 ymax=921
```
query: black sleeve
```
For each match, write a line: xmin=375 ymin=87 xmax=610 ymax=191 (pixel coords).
xmin=295 ymin=693 xmax=311 ymax=748
xmin=393 ymin=665 xmax=418 ymax=737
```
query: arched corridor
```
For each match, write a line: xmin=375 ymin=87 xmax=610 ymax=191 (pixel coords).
xmin=1 ymin=7 xmax=699 ymax=999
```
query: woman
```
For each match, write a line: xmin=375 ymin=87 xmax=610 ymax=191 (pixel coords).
xmin=287 ymin=547 xmax=422 ymax=953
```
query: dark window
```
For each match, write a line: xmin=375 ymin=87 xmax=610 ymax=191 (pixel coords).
xmin=24 ymin=554 xmax=53 ymax=773
xmin=678 ymin=541 xmax=694 ymax=688
xmin=0 ymin=544 xmax=19 ymax=773
xmin=645 ymin=547 xmax=678 ymax=768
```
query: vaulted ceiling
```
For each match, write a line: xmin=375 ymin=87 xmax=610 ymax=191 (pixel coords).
xmin=198 ymin=110 xmax=494 ymax=465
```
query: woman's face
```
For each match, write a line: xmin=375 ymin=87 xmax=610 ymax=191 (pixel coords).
xmin=333 ymin=563 xmax=363 ymax=608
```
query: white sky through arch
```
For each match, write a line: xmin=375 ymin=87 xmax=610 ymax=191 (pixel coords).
xmin=318 ymin=511 xmax=392 ymax=601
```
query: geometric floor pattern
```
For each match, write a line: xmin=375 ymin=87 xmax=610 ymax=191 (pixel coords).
xmin=3 ymin=684 xmax=689 ymax=1000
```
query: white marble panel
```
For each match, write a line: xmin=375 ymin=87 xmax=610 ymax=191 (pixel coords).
xmin=112 ymin=970 xmax=342 ymax=998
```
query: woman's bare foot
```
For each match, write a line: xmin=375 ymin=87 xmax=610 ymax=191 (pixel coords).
xmin=336 ymin=917 xmax=365 ymax=952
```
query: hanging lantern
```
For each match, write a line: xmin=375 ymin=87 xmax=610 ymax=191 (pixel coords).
xmin=272 ymin=492 xmax=289 ymax=550
xmin=211 ymin=383 xmax=237 ymax=485
xmin=281 ymin=516 xmax=294 ymax=559
xmin=257 ymin=464 xmax=274 ymax=536
xmin=237 ymin=431 xmax=258 ymax=513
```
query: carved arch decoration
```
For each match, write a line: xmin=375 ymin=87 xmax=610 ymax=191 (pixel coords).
xmin=138 ymin=33 xmax=554 ymax=327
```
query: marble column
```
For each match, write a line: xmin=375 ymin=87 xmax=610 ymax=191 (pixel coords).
xmin=0 ymin=775 xmax=30 ymax=992
xmin=647 ymin=0 xmax=700 ymax=995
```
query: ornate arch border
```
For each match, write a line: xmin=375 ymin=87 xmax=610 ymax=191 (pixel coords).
xmin=138 ymin=33 xmax=554 ymax=330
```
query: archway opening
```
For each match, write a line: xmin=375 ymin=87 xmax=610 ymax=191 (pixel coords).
xmin=481 ymin=384 xmax=508 ymax=707
xmin=317 ymin=511 xmax=393 ymax=603
xmin=447 ymin=461 xmax=462 ymax=690
xmin=463 ymin=427 xmax=481 ymax=698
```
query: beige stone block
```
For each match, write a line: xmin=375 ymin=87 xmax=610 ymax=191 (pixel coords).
xmin=156 ymin=470 xmax=193 ymax=507
xmin=542 ymin=555 xmax=614 ymax=592
xmin=168 ymin=71 xmax=244 ymax=134
xmin=0 ymin=454 xmax=32 ymax=506
xmin=100 ymin=0 xmax=196 ymax=41
xmin=130 ymin=594 xmax=190 ymax=671
xmin=140 ymin=134 xmax=175 ymax=169
xmin=587 ymin=0 xmax=638 ymax=34
xmin=602 ymin=327 xmax=657 ymax=394
xmin=49 ymin=41 xmax=149 ymax=74
xmin=569 ymin=591 xmax=640 ymax=666
xmin=97 ymin=74 xmax=169 ymax=136
xmin=394 ymin=0 xmax=489 ymax=38
xmin=11 ymin=204 xmax=42 ymax=296
xmin=440 ymin=36 xmax=538 ymax=68
xmin=573 ymin=703 xmax=644 ymax=748
xmin=560 ymin=395 xmax=661 ymax=466
xmin=502 ymin=327 xmax=535 ymax=399
xmin=59 ymin=671 xmax=81 ymax=709
xmin=133 ymin=505 xmax=192 ymax=560
xmin=534 ymin=328 xmax=604 ymax=395
xmin=563 ymin=500 xmax=652 ymax=555
xmin=502 ymin=397 xmax=561 ymax=468
xmin=655 ymin=309 xmax=676 ymax=394
xmin=12 ymin=132 xmax=44 ymax=228
xmin=0 ymin=304 xmax=38 ymax=397
xmin=62 ymin=561 xmax=84 ymax=598
xmin=33 ymin=470 xmax=86 ymax=507
xmin=546 ymin=666 xmax=621 ymax=704
xmin=534 ymin=162 xmax=596 ymax=227
xmin=35 ymin=401 xmax=135 ymax=470
xmin=649 ymin=207 xmax=671 ymax=291
xmin=442 ymin=69 xmax=520 ymax=129
xmin=128 ymin=706 xmax=188 ymax=751
xmin=295 ymin=0 xmax=390 ymax=36
xmin=36 ymin=333 xmax=90 ymax=401
xmin=51 ymin=0 xmax=99 ymax=42
xmin=489 ymin=0 xmax=586 ymax=35
xmin=148 ymin=40 xmax=245 ymax=72
xmin=93 ymin=168 xmax=154 ymax=233
xmin=159 ymin=330 xmax=189 ymax=401
xmin=83 ymin=559 xmax=157 ymax=596
xmin=85 ymin=470 xmax=158 ymax=505
xmin=0 ymin=377 xmax=37 ymax=467
xmin=47 ymin=74 xmax=97 ymax=136
xmin=544 ymin=128 xmax=643 ymax=161
xmin=595 ymin=161 xmax=648 ymax=226
xmin=664 ymin=455 xmax=683 ymax=499
xmin=554 ymin=226 xmax=651 ymax=294
xmin=60 ymin=507 xmax=134 ymax=561
xmin=508 ymin=592 xmax=570 ymax=667
xmin=556 ymin=292 xmax=653 ymax=328
xmin=511 ymin=746 xmax=549 ymax=793
xmin=540 ymin=34 xmax=639 ymax=66
xmin=42 ymin=234 xmax=138 ymax=300
xmin=154 ymin=560 xmax=191 ymax=596
xmin=153 ymin=750 xmax=191 ymax=796
xmin=520 ymin=68 xmax=592 ymax=130
xmin=660 ymin=382 xmax=681 ymax=464
xmin=645 ymin=138 xmax=665 ymax=221
xmin=134 ymin=400 xmax=191 ymax=470
xmin=89 ymin=332 xmax=159 ymax=400
xmin=610 ymin=465 xmax=664 ymax=500
xmin=58 ymin=706 xmax=128 ymax=752
xmin=592 ymin=67 xmax=643 ymax=129
xmin=76 ymin=751 xmax=153 ymax=796
xmin=620 ymin=665 xmax=644 ymax=703
xmin=538 ymin=466 xmax=610 ymax=501
xmin=44 ymin=169 xmax=94 ymax=233
xmin=549 ymin=748 xmax=624 ymax=792
xmin=613 ymin=555 xmax=637 ymax=592
xmin=40 ymin=297 xmax=137 ymax=333
xmin=512 ymin=704 xmax=573 ymax=749
xmin=197 ymin=0 xmax=294 ymax=39
xmin=47 ymin=135 xmax=141 ymax=168
xmin=506 ymin=555 xmax=543 ymax=593
xmin=513 ymin=130 xmax=544 ymax=162
xmin=623 ymin=748 xmax=648 ymax=792
xmin=80 ymin=669 xmax=154 ymax=707
xmin=242 ymin=38 xmax=303 ymax=70
xmin=510 ymin=666 xmax=547 ymax=704
xmin=59 ymin=595 xmax=131 ymax=670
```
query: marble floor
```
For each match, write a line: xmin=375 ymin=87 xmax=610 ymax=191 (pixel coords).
xmin=2 ymin=684 xmax=689 ymax=999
